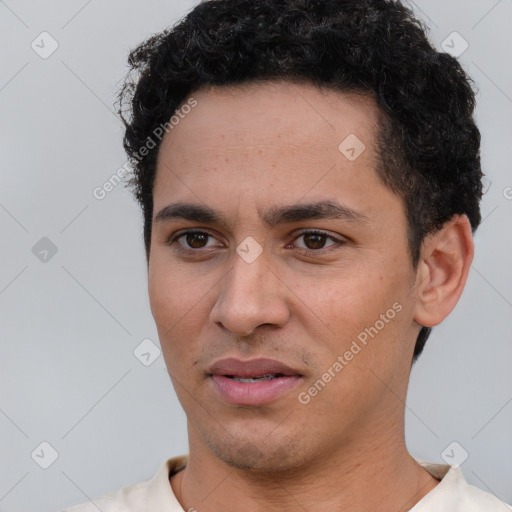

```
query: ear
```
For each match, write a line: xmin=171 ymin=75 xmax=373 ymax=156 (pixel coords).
xmin=413 ymin=214 xmax=474 ymax=328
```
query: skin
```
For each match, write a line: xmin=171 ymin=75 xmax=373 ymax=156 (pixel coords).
xmin=148 ymin=80 xmax=474 ymax=511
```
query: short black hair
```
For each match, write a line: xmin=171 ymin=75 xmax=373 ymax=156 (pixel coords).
xmin=118 ymin=0 xmax=483 ymax=362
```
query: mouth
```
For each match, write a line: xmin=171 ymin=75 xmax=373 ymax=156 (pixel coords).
xmin=208 ymin=358 xmax=303 ymax=406
xmin=226 ymin=373 xmax=287 ymax=383
xmin=209 ymin=357 xmax=302 ymax=378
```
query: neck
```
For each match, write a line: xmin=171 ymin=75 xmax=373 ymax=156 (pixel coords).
xmin=171 ymin=422 xmax=439 ymax=512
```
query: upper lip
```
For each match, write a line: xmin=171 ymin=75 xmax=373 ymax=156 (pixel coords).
xmin=209 ymin=358 xmax=302 ymax=378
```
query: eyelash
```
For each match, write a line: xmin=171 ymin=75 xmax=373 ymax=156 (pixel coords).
xmin=168 ymin=229 xmax=346 ymax=256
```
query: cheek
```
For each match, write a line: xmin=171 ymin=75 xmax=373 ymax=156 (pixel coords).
xmin=148 ymin=254 xmax=213 ymax=368
xmin=317 ymin=265 xmax=411 ymax=358
xmin=309 ymin=267 xmax=401 ymax=327
xmin=148 ymin=264 xmax=174 ymax=326
xmin=148 ymin=256 xmax=197 ymax=337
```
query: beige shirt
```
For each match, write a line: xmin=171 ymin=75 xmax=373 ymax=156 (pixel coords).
xmin=63 ymin=455 xmax=512 ymax=511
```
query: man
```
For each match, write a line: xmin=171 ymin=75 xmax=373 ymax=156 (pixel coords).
xmin=65 ymin=0 xmax=511 ymax=510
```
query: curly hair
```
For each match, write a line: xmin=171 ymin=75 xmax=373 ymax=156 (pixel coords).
xmin=118 ymin=0 xmax=483 ymax=361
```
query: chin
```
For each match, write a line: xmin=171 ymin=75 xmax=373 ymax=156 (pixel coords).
xmin=203 ymin=432 xmax=310 ymax=473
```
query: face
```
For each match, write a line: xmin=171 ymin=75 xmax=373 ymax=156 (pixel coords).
xmin=149 ymin=81 xmax=422 ymax=472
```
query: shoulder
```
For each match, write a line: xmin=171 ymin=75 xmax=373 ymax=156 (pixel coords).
xmin=416 ymin=460 xmax=512 ymax=511
xmin=457 ymin=480 xmax=512 ymax=511
xmin=62 ymin=480 xmax=149 ymax=512
xmin=61 ymin=455 xmax=188 ymax=512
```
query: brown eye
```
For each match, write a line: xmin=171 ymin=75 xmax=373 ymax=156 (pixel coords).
xmin=185 ymin=232 xmax=209 ymax=249
xmin=302 ymin=233 xmax=328 ymax=250
xmin=170 ymin=230 xmax=218 ymax=251
xmin=294 ymin=230 xmax=339 ymax=251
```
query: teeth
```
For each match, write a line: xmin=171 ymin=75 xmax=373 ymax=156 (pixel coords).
xmin=232 ymin=374 xmax=277 ymax=383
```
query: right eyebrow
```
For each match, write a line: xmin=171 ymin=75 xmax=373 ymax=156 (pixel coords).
xmin=154 ymin=202 xmax=229 ymax=228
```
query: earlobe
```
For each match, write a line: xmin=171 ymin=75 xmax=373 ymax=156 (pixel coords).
xmin=413 ymin=215 xmax=474 ymax=328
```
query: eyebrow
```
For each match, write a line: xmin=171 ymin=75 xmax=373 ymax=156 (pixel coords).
xmin=154 ymin=200 xmax=368 ymax=228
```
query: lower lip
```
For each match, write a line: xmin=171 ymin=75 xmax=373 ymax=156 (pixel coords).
xmin=210 ymin=375 xmax=302 ymax=406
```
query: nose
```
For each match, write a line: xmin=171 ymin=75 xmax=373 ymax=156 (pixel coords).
xmin=209 ymin=248 xmax=290 ymax=337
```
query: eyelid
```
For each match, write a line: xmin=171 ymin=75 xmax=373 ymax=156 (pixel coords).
xmin=293 ymin=228 xmax=342 ymax=240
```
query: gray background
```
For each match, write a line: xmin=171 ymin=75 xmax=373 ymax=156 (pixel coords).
xmin=0 ymin=1 xmax=511 ymax=511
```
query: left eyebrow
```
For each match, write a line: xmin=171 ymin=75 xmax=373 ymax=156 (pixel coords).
xmin=153 ymin=200 xmax=369 ymax=227
xmin=261 ymin=200 xmax=369 ymax=226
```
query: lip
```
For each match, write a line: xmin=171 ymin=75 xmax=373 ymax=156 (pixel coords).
xmin=208 ymin=358 xmax=303 ymax=406
xmin=209 ymin=357 xmax=301 ymax=378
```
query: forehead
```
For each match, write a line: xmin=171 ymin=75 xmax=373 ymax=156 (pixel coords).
xmin=152 ymin=80 xmax=396 ymax=225
xmin=159 ymin=80 xmax=378 ymax=152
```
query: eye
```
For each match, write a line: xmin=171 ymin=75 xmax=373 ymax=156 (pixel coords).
xmin=172 ymin=230 xmax=220 ymax=250
xmin=168 ymin=229 xmax=345 ymax=255
xmin=291 ymin=230 xmax=344 ymax=252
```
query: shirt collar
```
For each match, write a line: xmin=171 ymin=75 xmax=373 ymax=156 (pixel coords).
xmin=145 ymin=455 xmax=509 ymax=512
